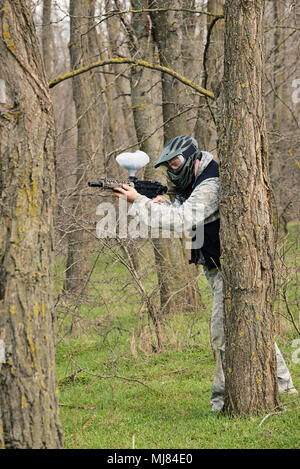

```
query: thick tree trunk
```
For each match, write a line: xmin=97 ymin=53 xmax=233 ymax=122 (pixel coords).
xmin=0 ymin=0 xmax=63 ymax=447
xmin=218 ymin=0 xmax=280 ymax=414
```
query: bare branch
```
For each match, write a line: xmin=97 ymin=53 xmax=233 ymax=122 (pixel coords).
xmin=102 ymin=7 xmax=224 ymax=23
xmin=48 ymin=57 xmax=215 ymax=99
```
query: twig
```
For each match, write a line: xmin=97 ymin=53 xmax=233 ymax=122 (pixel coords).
xmin=59 ymin=403 xmax=96 ymax=410
xmin=258 ymin=406 xmax=286 ymax=427
xmin=68 ymin=355 xmax=157 ymax=393
xmin=282 ymin=288 xmax=300 ymax=335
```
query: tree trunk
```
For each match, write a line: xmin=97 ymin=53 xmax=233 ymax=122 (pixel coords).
xmin=180 ymin=0 xmax=203 ymax=137
xmin=129 ymin=0 xmax=174 ymax=315
xmin=150 ymin=0 xmax=186 ymax=139
xmin=41 ymin=0 xmax=53 ymax=79
xmin=65 ymin=0 xmax=100 ymax=294
xmin=272 ymin=0 xmax=288 ymax=134
xmin=194 ymin=0 xmax=224 ymax=150
xmin=149 ymin=1 xmax=202 ymax=313
xmin=105 ymin=0 xmax=134 ymax=156
xmin=218 ymin=0 xmax=280 ymax=414
xmin=0 ymin=0 xmax=63 ymax=447
xmin=269 ymin=0 xmax=289 ymax=230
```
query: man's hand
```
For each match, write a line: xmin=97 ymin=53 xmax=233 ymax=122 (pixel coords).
xmin=113 ymin=184 xmax=138 ymax=203
xmin=152 ymin=195 xmax=166 ymax=203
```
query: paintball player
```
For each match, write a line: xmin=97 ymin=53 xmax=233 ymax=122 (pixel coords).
xmin=113 ymin=135 xmax=297 ymax=412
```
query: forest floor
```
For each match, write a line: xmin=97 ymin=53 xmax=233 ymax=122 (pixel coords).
xmin=55 ymin=223 xmax=300 ymax=449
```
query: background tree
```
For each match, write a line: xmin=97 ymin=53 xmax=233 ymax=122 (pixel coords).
xmin=194 ymin=0 xmax=224 ymax=149
xmin=64 ymin=0 xmax=102 ymax=294
xmin=125 ymin=0 xmax=202 ymax=319
xmin=41 ymin=0 xmax=53 ymax=79
xmin=149 ymin=0 xmax=203 ymax=313
xmin=0 ymin=0 xmax=63 ymax=448
xmin=265 ymin=0 xmax=300 ymax=233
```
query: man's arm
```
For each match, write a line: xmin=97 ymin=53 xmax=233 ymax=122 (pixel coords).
xmin=125 ymin=178 xmax=219 ymax=233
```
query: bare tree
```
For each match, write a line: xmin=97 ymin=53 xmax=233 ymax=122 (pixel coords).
xmin=41 ymin=0 xmax=53 ymax=79
xmin=150 ymin=0 xmax=187 ymax=139
xmin=127 ymin=1 xmax=200 ymax=321
xmin=64 ymin=0 xmax=102 ymax=294
xmin=147 ymin=1 xmax=203 ymax=313
xmin=0 ymin=0 xmax=63 ymax=447
xmin=194 ymin=0 xmax=224 ymax=150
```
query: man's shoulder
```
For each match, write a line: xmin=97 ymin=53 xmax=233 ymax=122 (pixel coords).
xmin=193 ymin=159 xmax=219 ymax=189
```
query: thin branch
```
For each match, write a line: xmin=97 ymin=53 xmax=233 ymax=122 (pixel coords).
xmin=52 ymin=5 xmax=223 ymax=21
xmin=68 ymin=355 xmax=157 ymax=393
xmin=258 ymin=406 xmax=285 ymax=427
xmin=59 ymin=403 xmax=96 ymax=410
xmin=264 ymin=73 xmax=299 ymax=129
xmin=203 ymin=16 xmax=223 ymax=91
xmin=282 ymin=288 xmax=300 ymax=335
xmin=102 ymin=8 xmax=224 ymax=23
xmin=266 ymin=25 xmax=300 ymax=31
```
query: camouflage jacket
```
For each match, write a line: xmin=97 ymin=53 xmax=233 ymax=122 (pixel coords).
xmin=128 ymin=151 xmax=220 ymax=240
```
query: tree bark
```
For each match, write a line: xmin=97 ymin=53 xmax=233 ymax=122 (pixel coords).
xmin=218 ymin=0 xmax=280 ymax=414
xmin=0 ymin=0 xmax=63 ymax=447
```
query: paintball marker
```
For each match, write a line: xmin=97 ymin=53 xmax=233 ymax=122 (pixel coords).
xmin=88 ymin=151 xmax=177 ymax=199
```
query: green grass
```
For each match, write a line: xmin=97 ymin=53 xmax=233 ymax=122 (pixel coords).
xmin=56 ymin=334 xmax=299 ymax=449
xmin=55 ymin=235 xmax=300 ymax=449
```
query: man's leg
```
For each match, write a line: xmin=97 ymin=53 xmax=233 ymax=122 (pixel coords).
xmin=203 ymin=267 xmax=225 ymax=412
xmin=275 ymin=343 xmax=298 ymax=394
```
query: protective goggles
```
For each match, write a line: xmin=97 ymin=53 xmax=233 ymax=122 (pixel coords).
xmin=167 ymin=154 xmax=185 ymax=174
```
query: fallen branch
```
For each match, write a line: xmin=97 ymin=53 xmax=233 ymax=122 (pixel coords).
xmin=59 ymin=403 xmax=96 ymax=410
xmin=68 ymin=355 xmax=158 ymax=393
xmin=258 ymin=406 xmax=286 ymax=427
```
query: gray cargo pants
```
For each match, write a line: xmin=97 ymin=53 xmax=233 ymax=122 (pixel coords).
xmin=203 ymin=266 xmax=297 ymax=412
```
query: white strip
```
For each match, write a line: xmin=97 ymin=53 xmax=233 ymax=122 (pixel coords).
xmin=0 ymin=340 xmax=5 ymax=364
xmin=0 ymin=79 xmax=6 ymax=103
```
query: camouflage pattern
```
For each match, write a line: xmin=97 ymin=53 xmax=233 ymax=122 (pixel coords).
xmin=202 ymin=266 xmax=225 ymax=411
xmin=276 ymin=343 xmax=297 ymax=394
